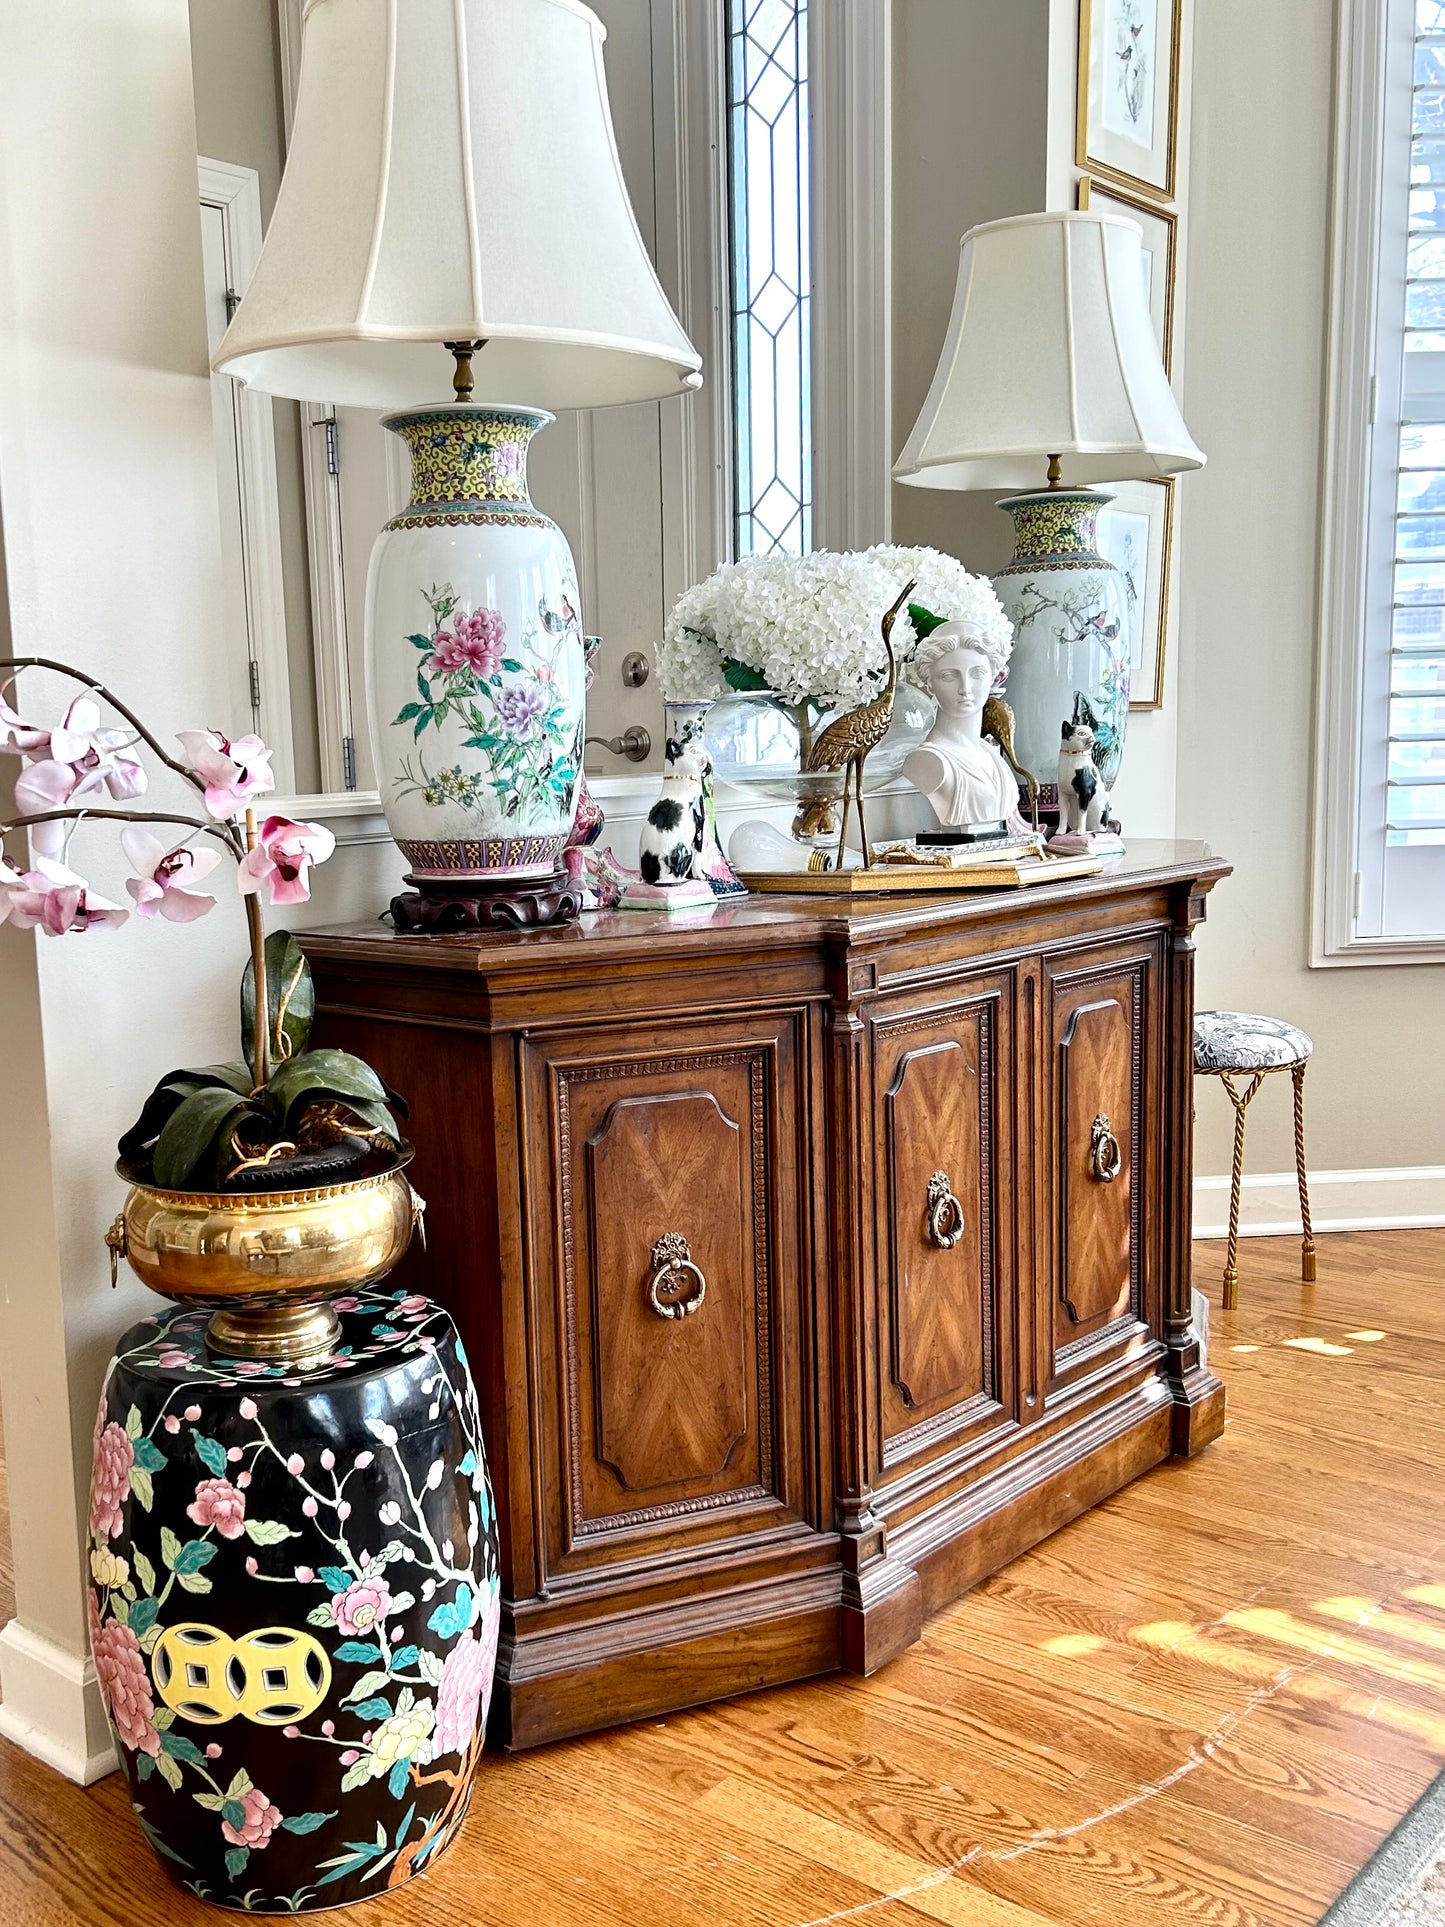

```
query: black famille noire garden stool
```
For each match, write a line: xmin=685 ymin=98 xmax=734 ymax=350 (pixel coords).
xmin=1192 ymin=1010 xmax=1316 ymax=1311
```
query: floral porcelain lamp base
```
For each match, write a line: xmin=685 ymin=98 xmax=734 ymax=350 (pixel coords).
xmin=89 ymin=1291 xmax=499 ymax=1912
xmin=991 ymin=488 xmax=1130 ymax=822
xmin=367 ymin=404 xmax=589 ymax=933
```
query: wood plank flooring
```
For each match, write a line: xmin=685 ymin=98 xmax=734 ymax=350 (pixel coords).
xmin=1 ymin=1229 xmax=1443 ymax=1926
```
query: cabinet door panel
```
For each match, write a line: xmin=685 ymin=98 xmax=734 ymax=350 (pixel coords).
xmin=872 ymin=980 xmax=1014 ymax=1469
xmin=528 ymin=1018 xmax=812 ymax=1577
xmin=1046 ymin=947 xmax=1155 ymax=1390
xmin=587 ymin=1091 xmax=750 ymax=1493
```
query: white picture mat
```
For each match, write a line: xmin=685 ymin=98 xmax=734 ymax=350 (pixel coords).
xmin=1085 ymin=184 xmax=1174 ymax=372
xmin=1080 ymin=0 xmax=1178 ymax=196
xmin=1097 ymin=478 xmax=1172 ymax=708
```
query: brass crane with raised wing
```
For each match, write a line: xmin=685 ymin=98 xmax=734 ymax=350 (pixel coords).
xmin=802 ymin=578 xmax=916 ymax=870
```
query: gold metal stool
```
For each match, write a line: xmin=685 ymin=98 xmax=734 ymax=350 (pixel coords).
xmin=1193 ymin=1010 xmax=1315 ymax=1310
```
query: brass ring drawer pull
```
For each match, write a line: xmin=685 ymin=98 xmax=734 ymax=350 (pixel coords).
xmin=927 ymin=1171 xmax=965 ymax=1250
xmin=648 ymin=1232 xmax=707 ymax=1320
xmin=1091 ymin=1113 xmax=1123 ymax=1184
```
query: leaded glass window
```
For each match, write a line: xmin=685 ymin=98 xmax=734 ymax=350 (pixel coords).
xmin=726 ymin=0 xmax=812 ymax=557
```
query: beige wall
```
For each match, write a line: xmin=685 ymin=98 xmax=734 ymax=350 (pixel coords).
xmin=1179 ymin=0 xmax=1445 ymax=1177
xmin=889 ymin=0 xmax=1179 ymax=835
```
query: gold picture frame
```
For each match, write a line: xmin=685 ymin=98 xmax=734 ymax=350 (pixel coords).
xmin=1096 ymin=476 xmax=1175 ymax=710
xmin=1077 ymin=173 xmax=1177 ymax=376
xmin=1076 ymin=0 xmax=1182 ymax=202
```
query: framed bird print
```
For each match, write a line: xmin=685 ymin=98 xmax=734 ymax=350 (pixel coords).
xmin=1077 ymin=175 xmax=1177 ymax=376
xmin=1097 ymin=477 xmax=1174 ymax=710
xmin=1076 ymin=0 xmax=1181 ymax=200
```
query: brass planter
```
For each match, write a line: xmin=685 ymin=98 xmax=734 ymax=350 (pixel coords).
xmin=106 ymin=1151 xmax=423 ymax=1364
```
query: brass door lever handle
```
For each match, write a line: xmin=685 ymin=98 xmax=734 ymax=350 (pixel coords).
xmin=585 ymin=725 xmax=652 ymax=763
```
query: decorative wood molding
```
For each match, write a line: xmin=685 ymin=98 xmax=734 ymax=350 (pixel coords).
xmin=552 ymin=1047 xmax=777 ymax=1550
xmin=810 ymin=0 xmax=893 ymax=551
xmin=197 ymin=157 xmax=297 ymax=793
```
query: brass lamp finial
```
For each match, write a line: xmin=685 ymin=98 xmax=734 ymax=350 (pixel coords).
xmin=444 ymin=338 xmax=488 ymax=403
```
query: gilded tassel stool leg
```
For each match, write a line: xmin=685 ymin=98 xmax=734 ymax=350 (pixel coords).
xmin=1293 ymin=1060 xmax=1316 ymax=1283
xmin=1219 ymin=1071 xmax=1263 ymax=1312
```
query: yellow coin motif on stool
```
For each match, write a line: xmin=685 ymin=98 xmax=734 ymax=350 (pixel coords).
xmin=152 ymin=1623 xmax=332 ymax=1727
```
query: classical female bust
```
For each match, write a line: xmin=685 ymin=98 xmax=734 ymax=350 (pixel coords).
xmin=902 ymin=619 xmax=1021 ymax=829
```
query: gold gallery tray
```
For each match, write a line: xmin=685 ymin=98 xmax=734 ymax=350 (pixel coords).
xmin=737 ymin=852 xmax=1107 ymax=894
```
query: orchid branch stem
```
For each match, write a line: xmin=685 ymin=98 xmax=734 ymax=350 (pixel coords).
xmin=244 ymin=808 xmax=270 ymax=1090
xmin=0 ymin=807 xmax=244 ymax=854
xmin=0 ymin=657 xmax=208 ymax=799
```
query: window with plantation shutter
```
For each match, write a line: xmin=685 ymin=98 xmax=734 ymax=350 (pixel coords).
xmin=1317 ymin=0 xmax=1445 ymax=959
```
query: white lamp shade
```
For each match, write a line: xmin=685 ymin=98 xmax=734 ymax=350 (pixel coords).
xmin=894 ymin=211 xmax=1203 ymax=491
xmin=213 ymin=0 xmax=703 ymax=409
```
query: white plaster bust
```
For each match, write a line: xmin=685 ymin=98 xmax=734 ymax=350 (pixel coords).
xmin=902 ymin=620 xmax=1020 ymax=829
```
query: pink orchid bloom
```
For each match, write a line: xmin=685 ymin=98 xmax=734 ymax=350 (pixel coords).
xmin=0 ymin=693 xmax=50 ymax=755
xmin=3 ymin=856 xmax=128 ymax=934
xmin=119 ymin=826 xmax=221 ymax=923
xmin=13 ymin=710 xmax=146 ymax=818
xmin=176 ymin=728 xmax=275 ymax=820
xmin=236 ymin=815 xmax=335 ymax=907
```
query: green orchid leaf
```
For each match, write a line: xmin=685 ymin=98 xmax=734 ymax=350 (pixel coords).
xmin=241 ymin=930 xmax=315 ymax=1071
xmin=152 ymin=1088 xmax=256 ymax=1190
xmin=118 ymin=1063 xmax=253 ymax=1164
xmin=265 ymin=1050 xmax=402 ymax=1132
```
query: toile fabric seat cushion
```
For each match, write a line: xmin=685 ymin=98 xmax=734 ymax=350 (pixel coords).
xmin=1193 ymin=1009 xmax=1314 ymax=1074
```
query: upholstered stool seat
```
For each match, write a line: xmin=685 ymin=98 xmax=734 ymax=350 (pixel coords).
xmin=1193 ymin=1009 xmax=1316 ymax=1310
xmin=1193 ymin=1010 xmax=1313 ymax=1074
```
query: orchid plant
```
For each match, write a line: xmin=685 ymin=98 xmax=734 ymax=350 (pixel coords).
xmin=0 ymin=658 xmax=404 ymax=1192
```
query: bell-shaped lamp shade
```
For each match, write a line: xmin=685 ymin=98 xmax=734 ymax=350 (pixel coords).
xmin=894 ymin=211 xmax=1203 ymax=491
xmin=213 ymin=0 xmax=703 ymax=409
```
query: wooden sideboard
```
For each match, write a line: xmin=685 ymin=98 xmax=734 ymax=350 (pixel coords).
xmin=301 ymin=840 xmax=1229 ymax=1748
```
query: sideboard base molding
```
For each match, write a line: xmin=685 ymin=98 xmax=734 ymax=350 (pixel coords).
xmin=496 ymin=1567 xmax=844 ymax=1749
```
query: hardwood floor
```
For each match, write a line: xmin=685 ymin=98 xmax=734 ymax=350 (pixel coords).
xmin=2 ymin=1230 xmax=1443 ymax=1926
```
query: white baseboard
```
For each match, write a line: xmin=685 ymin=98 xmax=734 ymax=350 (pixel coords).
xmin=1193 ymin=1164 xmax=1445 ymax=1240
xmin=0 ymin=1617 xmax=116 ymax=1784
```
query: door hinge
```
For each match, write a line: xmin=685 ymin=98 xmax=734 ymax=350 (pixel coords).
xmin=225 ymin=287 xmax=241 ymax=323
xmin=248 ymin=658 xmax=262 ymax=714
xmin=341 ymin=734 xmax=357 ymax=790
xmin=1353 ymin=870 xmax=1363 ymax=920
xmin=1368 ymin=374 xmax=1378 ymax=427
xmin=315 ymin=415 xmax=340 ymax=476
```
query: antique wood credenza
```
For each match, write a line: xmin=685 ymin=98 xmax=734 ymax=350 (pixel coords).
xmin=302 ymin=840 xmax=1229 ymax=1748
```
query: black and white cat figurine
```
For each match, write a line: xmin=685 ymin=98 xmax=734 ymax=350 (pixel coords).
xmin=1057 ymin=720 xmax=1114 ymax=836
xmin=638 ymin=742 xmax=708 ymax=885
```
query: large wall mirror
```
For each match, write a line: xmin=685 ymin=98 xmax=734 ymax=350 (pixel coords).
xmin=187 ymin=0 xmax=733 ymax=817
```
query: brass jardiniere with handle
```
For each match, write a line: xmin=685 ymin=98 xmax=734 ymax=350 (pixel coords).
xmin=105 ymin=1150 xmax=425 ymax=1364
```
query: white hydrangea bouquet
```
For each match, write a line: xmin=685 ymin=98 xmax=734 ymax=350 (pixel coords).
xmin=657 ymin=544 xmax=1012 ymax=707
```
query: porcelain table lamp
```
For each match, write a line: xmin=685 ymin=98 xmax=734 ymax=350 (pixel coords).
xmin=893 ymin=211 xmax=1203 ymax=841
xmin=214 ymin=0 xmax=701 ymax=930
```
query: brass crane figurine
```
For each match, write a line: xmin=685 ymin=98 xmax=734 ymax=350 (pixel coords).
xmin=982 ymin=693 xmax=1040 ymax=831
xmin=803 ymin=578 xmax=916 ymax=871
